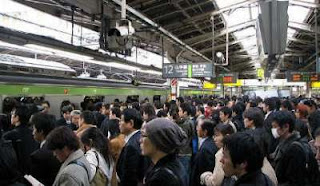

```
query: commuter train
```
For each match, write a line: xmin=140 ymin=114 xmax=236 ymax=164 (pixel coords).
xmin=0 ymin=72 xmax=217 ymax=117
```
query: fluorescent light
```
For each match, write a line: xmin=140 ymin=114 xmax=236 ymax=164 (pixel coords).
xmin=107 ymin=62 xmax=141 ymax=71
xmin=143 ymin=70 xmax=162 ymax=75
xmin=0 ymin=41 xmax=53 ymax=55
xmin=25 ymin=44 xmax=93 ymax=61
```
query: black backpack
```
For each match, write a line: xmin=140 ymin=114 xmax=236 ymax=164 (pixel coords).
xmin=291 ymin=140 xmax=320 ymax=185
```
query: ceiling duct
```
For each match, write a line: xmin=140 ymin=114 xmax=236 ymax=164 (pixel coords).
xmin=257 ymin=0 xmax=289 ymax=77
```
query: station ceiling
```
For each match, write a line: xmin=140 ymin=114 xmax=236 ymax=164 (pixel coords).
xmin=3 ymin=0 xmax=320 ymax=80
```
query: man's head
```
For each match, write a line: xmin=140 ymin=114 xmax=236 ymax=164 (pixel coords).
xmin=120 ymin=108 xmax=143 ymax=135
xmin=110 ymin=107 xmax=121 ymax=120
xmin=314 ymin=128 xmax=320 ymax=161
xmin=271 ymin=111 xmax=295 ymax=139
xmin=71 ymin=110 xmax=81 ymax=127
xmin=178 ymin=102 xmax=192 ymax=118
xmin=61 ymin=105 xmax=73 ymax=121
xmin=79 ymin=111 xmax=95 ymax=126
xmin=11 ymin=105 xmax=30 ymax=126
xmin=101 ymin=103 xmax=110 ymax=116
xmin=41 ymin=101 xmax=50 ymax=114
xmin=46 ymin=126 xmax=80 ymax=162
xmin=197 ymin=119 xmax=215 ymax=138
xmin=243 ymin=107 xmax=264 ymax=129
xmin=219 ymin=107 xmax=232 ymax=123
xmin=263 ymin=98 xmax=276 ymax=113
xmin=141 ymin=103 xmax=156 ymax=121
xmin=31 ymin=113 xmax=55 ymax=142
xmin=196 ymin=105 xmax=205 ymax=117
xmin=303 ymin=100 xmax=318 ymax=114
xmin=221 ymin=132 xmax=264 ymax=178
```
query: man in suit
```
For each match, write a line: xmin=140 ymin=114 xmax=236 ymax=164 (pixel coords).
xmin=190 ymin=119 xmax=217 ymax=186
xmin=3 ymin=105 xmax=39 ymax=174
xmin=30 ymin=112 xmax=61 ymax=186
xmin=117 ymin=108 xmax=145 ymax=186
xmin=55 ymin=105 xmax=73 ymax=128
xmin=262 ymin=98 xmax=278 ymax=155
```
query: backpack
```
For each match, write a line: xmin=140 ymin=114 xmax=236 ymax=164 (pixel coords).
xmin=291 ymin=140 xmax=320 ymax=185
xmin=69 ymin=152 xmax=108 ymax=186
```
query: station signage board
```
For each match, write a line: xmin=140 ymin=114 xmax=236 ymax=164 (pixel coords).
xmin=286 ymin=71 xmax=320 ymax=82
xmin=162 ymin=63 xmax=213 ymax=78
xmin=213 ymin=73 xmax=239 ymax=84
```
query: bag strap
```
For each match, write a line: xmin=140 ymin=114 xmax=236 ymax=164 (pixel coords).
xmin=291 ymin=141 xmax=310 ymax=169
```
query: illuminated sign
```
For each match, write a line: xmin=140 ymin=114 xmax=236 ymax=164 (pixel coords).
xmin=212 ymin=73 xmax=238 ymax=84
xmin=286 ymin=72 xmax=320 ymax=82
xmin=162 ymin=63 xmax=213 ymax=78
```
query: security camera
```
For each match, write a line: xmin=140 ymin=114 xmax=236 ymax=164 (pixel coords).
xmin=112 ymin=19 xmax=135 ymax=36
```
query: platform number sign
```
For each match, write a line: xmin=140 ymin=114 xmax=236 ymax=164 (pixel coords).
xmin=162 ymin=63 xmax=213 ymax=78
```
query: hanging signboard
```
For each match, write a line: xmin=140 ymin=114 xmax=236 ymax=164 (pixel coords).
xmin=162 ymin=63 xmax=213 ymax=78
xmin=286 ymin=71 xmax=320 ymax=82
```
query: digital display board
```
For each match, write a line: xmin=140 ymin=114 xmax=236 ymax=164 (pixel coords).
xmin=286 ymin=71 xmax=320 ymax=82
xmin=162 ymin=63 xmax=213 ymax=78
xmin=212 ymin=73 xmax=238 ymax=84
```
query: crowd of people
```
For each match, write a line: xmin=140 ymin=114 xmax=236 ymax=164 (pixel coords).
xmin=1 ymin=95 xmax=320 ymax=186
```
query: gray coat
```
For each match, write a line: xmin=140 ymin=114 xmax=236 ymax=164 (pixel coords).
xmin=53 ymin=149 xmax=92 ymax=186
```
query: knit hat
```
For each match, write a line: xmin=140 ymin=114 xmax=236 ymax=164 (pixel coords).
xmin=145 ymin=118 xmax=187 ymax=154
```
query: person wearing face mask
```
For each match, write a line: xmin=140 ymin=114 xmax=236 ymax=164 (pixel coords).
xmin=270 ymin=111 xmax=320 ymax=185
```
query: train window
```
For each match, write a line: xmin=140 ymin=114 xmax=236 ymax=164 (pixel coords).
xmin=153 ymin=95 xmax=161 ymax=102
xmin=127 ymin=95 xmax=139 ymax=103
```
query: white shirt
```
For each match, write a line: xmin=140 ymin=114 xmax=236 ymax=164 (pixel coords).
xmin=265 ymin=111 xmax=272 ymax=120
xmin=84 ymin=148 xmax=114 ymax=186
xmin=198 ymin=137 xmax=208 ymax=149
xmin=40 ymin=140 xmax=46 ymax=148
xmin=125 ymin=130 xmax=139 ymax=144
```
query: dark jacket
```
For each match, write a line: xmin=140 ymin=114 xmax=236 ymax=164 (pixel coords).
xmin=3 ymin=125 xmax=39 ymax=173
xmin=177 ymin=117 xmax=194 ymax=155
xmin=263 ymin=111 xmax=278 ymax=155
xmin=100 ymin=119 xmax=120 ymax=139
xmin=93 ymin=111 xmax=105 ymax=128
xmin=190 ymin=137 xmax=217 ymax=186
xmin=116 ymin=131 xmax=145 ymax=186
xmin=30 ymin=142 xmax=61 ymax=186
xmin=55 ymin=118 xmax=67 ymax=127
xmin=245 ymin=128 xmax=269 ymax=157
xmin=234 ymin=170 xmax=273 ymax=186
xmin=273 ymin=132 xmax=311 ymax=185
xmin=143 ymin=153 xmax=188 ymax=186
xmin=232 ymin=114 xmax=245 ymax=132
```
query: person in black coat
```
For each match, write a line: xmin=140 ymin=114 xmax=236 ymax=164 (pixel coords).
xmin=221 ymin=132 xmax=273 ymax=186
xmin=100 ymin=107 xmax=121 ymax=139
xmin=2 ymin=105 xmax=39 ymax=174
xmin=303 ymin=99 xmax=320 ymax=138
xmin=190 ymin=119 xmax=217 ymax=186
xmin=55 ymin=105 xmax=73 ymax=128
xmin=141 ymin=118 xmax=188 ymax=186
xmin=117 ymin=109 xmax=145 ymax=186
xmin=262 ymin=98 xmax=278 ymax=155
xmin=29 ymin=113 xmax=61 ymax=186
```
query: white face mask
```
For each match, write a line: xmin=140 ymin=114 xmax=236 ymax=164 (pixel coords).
xmin=271 ymin=128 xmax=280 ymax=139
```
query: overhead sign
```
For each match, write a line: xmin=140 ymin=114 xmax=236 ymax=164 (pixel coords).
xmin=162 ymin=63 xmax=213 ymax=78
xmin=257 ymin=68 xmax=264 ymax=79
xmin=212 ymin=73 xmax=239 ymax=84
xmin=203 ymin=81 xmax=216 ymax=89
xmin=286 ymin=71 xmax=320 ymax=82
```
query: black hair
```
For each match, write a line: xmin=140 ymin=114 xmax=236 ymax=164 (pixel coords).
xmin=223 ymin=132 xmax=264 ymax=173
xmin=272 ymin=111 xmax=295 ymax=132
xmin=215 ymin=123 xmax=235 ymax=136
xmin=220 ymin=107 xmax=232 ymax=118
xmin=180 ymin=102 xmax=192 ymax=116
xmin=46 ymin=126 xmax=80 ymax=151
xmin=232 ymin=102 xmax=245 ymax=115
xmin=13 ymin=105 xmax=31 ymax=125
xmin=281 ymin=100 xmax=293 ymax=111
xmin=131 ymin=102 xmax=140 ymax=111
xmin=94 ymin=102 xmax=103 ymax=111
xmin=41 ymin=100 xmax=50 ymax=108
xmin=303 ymin=100 xmax=318 ymax=109
xmin=157 ymin=110 xmax=167 ymax=118
xmin=80 ymin=111 xmax=95 ymax=124
xmin=196 ymin=105 xmax=205 ymax=115
xmin=80 ymin=127 xmax=111 ymax=166
xmin=154 ymin=101 xmax=162 ymax=110
xmin=177 ymin=97 xmax=184 ymax=104
xmin=243 ymin=107 xmax=264 ymax=128
xmin=111 ymin=107 xmax=121 ymax=118
xmin=61 ymin=105 xmax=73 ymax=114
xmin=207 ymin=101 xmax=214 ymax=107
xmin=190 ymin=105 xmax=196 ymax=117
xmin=122 ymin=108 xmax=143 ymax=130
xmin=141 ymin=103 xmax=156 ymax=117
xmin=315 ymin=128 xmax=320 ymax=138
xmin=31 ymin=113 xmax=55 ymax=137
xmin=201 ymin=120 xmax=215 ymax=137
xmin=273 ymin=97 xmax=281 ymax=111
xmin=264 ymin=98 xmax=276 ymax=111
xmin=102 ymin=103 xmax=110 ymax=110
